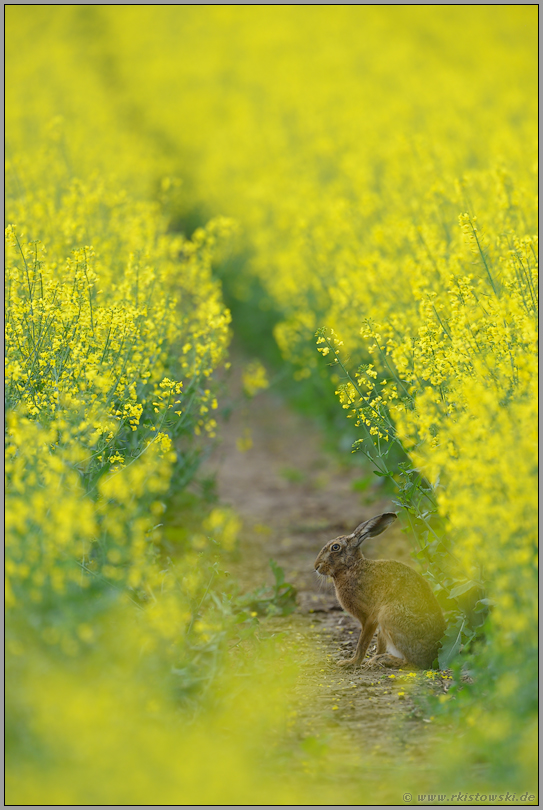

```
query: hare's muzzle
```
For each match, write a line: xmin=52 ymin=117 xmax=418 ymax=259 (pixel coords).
xmin=315 ymin=562 xmax=325 ymax=575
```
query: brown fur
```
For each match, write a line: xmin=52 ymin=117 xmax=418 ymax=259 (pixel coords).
xmin=314 ymin=513 xmax=445 ymax=669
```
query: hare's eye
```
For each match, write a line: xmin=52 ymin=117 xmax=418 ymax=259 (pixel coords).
xmin=331 ymin=543 xmax=341 ymax=551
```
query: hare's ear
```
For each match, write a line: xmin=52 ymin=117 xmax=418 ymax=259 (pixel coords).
xmin=351 ymin=512 xmax=397 ymax=547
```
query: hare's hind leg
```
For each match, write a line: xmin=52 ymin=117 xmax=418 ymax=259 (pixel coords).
xmin=338 ymin=620 xmax=378 ymax=667
xmin=359 ymin=629 xmax=386 ymax=666
xmin=363 ymin=623 xmax=409 ymax=668
xmin=376 ymin=629 xmax=387 ymax=655
xmin=363 ymin=653 xmax=409 ymax=669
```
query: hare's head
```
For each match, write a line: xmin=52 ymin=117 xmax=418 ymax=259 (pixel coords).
xmin=314 ymin=512 xmax=397 ymax=577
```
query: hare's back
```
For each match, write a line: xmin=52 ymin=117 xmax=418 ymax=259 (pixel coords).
xmin=369 ymin=559 xmax=441 ymax=616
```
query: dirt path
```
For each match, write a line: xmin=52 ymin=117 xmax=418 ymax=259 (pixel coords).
xmin=203 ymin=360 xmax=448 ymax=762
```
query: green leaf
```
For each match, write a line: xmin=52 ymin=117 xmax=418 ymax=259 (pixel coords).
xmin=269 ymin=558 xmax=285 ymax=587
xmin=438 ymin=619 xmax=465 ymax=668
xmin=448 ymin=580 xmax=479 ymax=599
xmin=474 ymin=597 xmax=497 ymax=613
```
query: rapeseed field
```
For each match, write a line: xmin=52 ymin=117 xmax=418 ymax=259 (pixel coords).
xmin=6 ymin=6 xmax=537 ymax=805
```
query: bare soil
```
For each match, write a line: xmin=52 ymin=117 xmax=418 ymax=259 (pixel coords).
xmin=202 ymin=362 xmax=449 ymax=762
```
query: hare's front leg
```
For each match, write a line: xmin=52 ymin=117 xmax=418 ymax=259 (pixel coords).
xmin=338 ymin=620 xmax=377 ymax=667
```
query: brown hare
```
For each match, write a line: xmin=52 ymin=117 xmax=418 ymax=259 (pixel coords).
xmin=314 ymin=512 xmax=445 ymax=669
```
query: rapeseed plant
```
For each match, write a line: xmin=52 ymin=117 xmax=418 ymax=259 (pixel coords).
xmin=5 ymin=90 xmax=244 ymax=800
xmin=6 ymin=4 xmax=538 ymax=804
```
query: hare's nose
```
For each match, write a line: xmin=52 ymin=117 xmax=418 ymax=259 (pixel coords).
xmin=315 ymin=563 xmax=322 ymax=574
